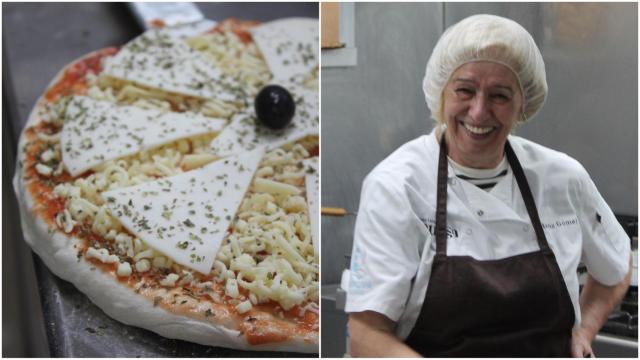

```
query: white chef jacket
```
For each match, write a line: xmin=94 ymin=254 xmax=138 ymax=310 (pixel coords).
xmin=345 ymin=130 xmax=630 ymax=340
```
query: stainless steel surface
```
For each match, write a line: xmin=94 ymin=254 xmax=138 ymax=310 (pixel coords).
xmin=128 ymin=2 xmax=204 ymax=29
xmin=593 ymin=334 xmax=638 ymax=358
xmin=321 ymin=285 xmax=349 ymax=358
xmin=3 ymin=4 xmax=140 ymax=355
xmin=3 ymin=2 xmax=318 ymax=357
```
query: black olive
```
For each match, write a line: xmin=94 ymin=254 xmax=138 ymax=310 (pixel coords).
xmin=254 ymin=85 xmax=295 ymax=130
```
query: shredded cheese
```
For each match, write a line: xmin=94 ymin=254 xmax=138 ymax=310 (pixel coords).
xmin=33 ymin=30 xmax=318 ymax=312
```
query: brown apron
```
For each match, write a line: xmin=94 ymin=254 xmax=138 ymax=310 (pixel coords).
xmin=404 ymin=137 xmax=575 ymax=357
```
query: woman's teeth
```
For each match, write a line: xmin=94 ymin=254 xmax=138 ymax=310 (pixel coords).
xmin=463 ymin=123 xmax=494 ymax=135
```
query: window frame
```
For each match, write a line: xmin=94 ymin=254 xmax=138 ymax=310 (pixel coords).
xmin=321 ymin=3 xmax=357 ymax=67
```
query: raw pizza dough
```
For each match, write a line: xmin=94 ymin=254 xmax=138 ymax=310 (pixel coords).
xmin=13 ymin=18 xmax=319 ymax=353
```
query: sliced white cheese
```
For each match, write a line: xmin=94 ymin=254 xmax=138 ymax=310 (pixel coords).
xmin=101 ymin=148 xmax=264 ymax=274
xmin=303 ymin=157 xmax=319 ymax=256
xmin=164 ymin=20 xmax=217 ymax=41
xmin=250 ymin=18 xmax=319 ymax=83
xmin=61 ymin=96 xmax=226 ymax=176
xmin=210 ymin=87 xmax=318 ymax=158
xmin=102 ymin=28 xmax=242 ymax=101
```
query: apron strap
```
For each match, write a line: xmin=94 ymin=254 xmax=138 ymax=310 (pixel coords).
xmin=435 ymin=135 xmax=449 ymax=255
xmin=504 ymin=141 xmax=551 ymax=252
xmin=435 ymin=136 xmax=551 ymax=255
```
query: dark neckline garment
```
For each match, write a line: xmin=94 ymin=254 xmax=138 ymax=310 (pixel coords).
xmin=404 ymin=137 xmax=575 ymax=357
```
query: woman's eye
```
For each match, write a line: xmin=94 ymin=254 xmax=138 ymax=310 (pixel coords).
xmin=455 ymin=88 xmax=474 ymax=97
xmin=491 ymin=94 xmax=510 ymax=102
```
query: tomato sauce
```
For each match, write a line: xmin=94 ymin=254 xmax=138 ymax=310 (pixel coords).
xmin=308 ymin=145 xmax=319 ymax=157
xmin=209 ymin=18 xmax=261 ymax=45
xmin=86 ymin=257 xmax=118 ymax=276
xmin=244 ymin=321 xmax=289 ymax=345
xmin=240 ymin=303 xmax=318 ymax=345
xmin=45 ymin=47 xmax=119 ymax=101
xmin=24 ymin=47 xmax=117 ymax=225
xmin=29 ymin=181 xmax=65 ymax=227
xmin=149 ymin=19 xmax=166 ymax=28
xmin=24 ymin=142 xmax=64 ymax=226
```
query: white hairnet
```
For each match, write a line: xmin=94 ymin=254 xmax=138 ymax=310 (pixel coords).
xmin=423 ymin=14 xmax=547 ymax=123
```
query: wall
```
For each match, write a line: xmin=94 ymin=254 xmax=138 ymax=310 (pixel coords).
xmin=321 ymin=2 xmax=638 ymax=286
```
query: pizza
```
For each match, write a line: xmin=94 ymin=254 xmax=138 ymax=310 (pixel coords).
xmin=12 ymin=18 xmax=319 ymax=353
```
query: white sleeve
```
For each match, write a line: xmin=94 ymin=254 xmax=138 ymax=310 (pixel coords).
xmin=345 ymin=173 xmax=426 ymax=322
xmin=577 ymin=168 xmax=630 ymax=286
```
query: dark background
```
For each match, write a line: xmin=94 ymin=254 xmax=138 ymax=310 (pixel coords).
xmin=2 ymin=2 xmax=318 ymax=357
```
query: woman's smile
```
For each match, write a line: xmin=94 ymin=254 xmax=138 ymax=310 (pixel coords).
xmin=459 ymin=120 xmax=497 ymax=137
xmin=443 ymin=62 xmax=523 ymax=169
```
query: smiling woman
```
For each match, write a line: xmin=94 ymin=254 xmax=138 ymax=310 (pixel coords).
xmin=345 ymin=14 xmax=631 ymax=358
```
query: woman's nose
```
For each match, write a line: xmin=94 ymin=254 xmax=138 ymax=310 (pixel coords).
xmin=468 ymin=94 xmax=490 ymax=122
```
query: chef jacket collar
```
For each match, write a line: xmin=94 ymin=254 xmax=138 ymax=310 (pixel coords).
xmin=429 ymin=131 xmax=522 ymax=222
xmin=429 ymin=130 xmax=514 ymax=181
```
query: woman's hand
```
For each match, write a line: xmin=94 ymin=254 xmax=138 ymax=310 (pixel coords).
xmin=571 ymin=327 xmax=595 ymax=357
xmin=572 ymin=255 xmax=632 ymax=358
xmin=348 ymin=311 xmax=421 ymax=357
